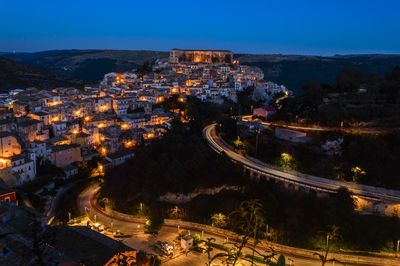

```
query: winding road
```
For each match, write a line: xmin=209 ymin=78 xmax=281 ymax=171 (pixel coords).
xmin=240 ymin=116 xmax=397 ymax=135
xmin=203 ymin=123 xmax=400 ymax=204
xmin=77 ymin=183 xmax=400 ymax=266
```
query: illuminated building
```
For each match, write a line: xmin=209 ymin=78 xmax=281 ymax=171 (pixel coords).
xmin=169 ymin=49 xmax=233 ymax=64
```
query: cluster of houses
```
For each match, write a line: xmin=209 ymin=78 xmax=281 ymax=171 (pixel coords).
xmin=0 ymin=85 xmax=173 ymax=189
xmin=0 ymin=48 xmax=270 ymax=197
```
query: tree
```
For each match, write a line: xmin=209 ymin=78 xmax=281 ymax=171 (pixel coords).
xmin=137 ymin=61 xmax=153 ymax=76
xmin=314 ymin=226 xmax=344 ymax=266
xmin=335 ymin=68 xmax=364 ymax=92
xmin=278 ymin=153 xmax=296 ymax=170
xmin=145 ymin=210 xmax=164 ymax=234
xmin=220 ymin=118 xmax=237 ymax=141
xmin=302 ymin=80 xmax=325 ymax=108
xmin=211 ymin=213 xmax=228 ymax=228
xmin=351 ymin=166 xmax=366 ymax=183
xmin=229 ymin=199 xmax=266 ymax=265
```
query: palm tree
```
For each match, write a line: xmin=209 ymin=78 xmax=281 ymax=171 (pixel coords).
xmin=314 ymin=226 xmax=344 ymax=266
xmin=229 ymin=199 xmax=266 ymax=265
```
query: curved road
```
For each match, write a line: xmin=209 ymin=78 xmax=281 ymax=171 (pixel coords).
xmin=77 ymin=183 xmax=400 ymax=266
xmin=77 ymin=183 xmax=324 ymax=266
xmin=203 ymin=123 xmax=400 ymax=204
xmin=240 ymin=115 xmax=397 ymax=135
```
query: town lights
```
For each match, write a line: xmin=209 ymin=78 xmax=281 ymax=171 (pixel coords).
xmin=98 ymin=123 xmax=105 ymax=128
xmin=98 ymin=164 xmax=104 ymax=176
xmin=0 ymin=158 xmax=8 ymax=169
xmin=121 ymin=124 xmax=129 ymax=130
xmin=116 ymin=74 xmax=125 ymax=84
xmin=124 ymin=140 xmax=134 ymax=148
xmin=100 ymin=147 xmax=107 ymax=156
xmin=84 ymin=116 xmax=90 ymax=122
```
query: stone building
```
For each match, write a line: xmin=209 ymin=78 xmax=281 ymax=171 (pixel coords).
xmin=169 ymin=49 xmax=233 ymax=64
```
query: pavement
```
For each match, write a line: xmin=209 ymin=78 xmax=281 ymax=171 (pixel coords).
xmin=76 ymin=183 xmax=391 ymax=266
xmin=240 ymin=115 xmax=398 ymax=135
xmin=203 ymin=123 xmax=400 ymax=205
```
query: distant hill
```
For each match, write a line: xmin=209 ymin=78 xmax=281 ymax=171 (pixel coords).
xmin=0 ymin=49 xmax=169 ymax=84
xmin=236 ymin=54 xmax=400 ymax=94
xmin=1 ymin=50 xmax=400 ymax=94
xmin=0 ymin=57 xmax=81 ymax=91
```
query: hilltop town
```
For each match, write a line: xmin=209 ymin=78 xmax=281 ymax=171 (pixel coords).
xmin=0 ymin=49 xmax=287 ymax=194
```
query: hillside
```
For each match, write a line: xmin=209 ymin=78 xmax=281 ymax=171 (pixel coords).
xmin=1 ymin=50 xmax=400 ymax=94
xmin=1 ymin=50 xmax=169 ymax=84
xmin=0 ymin=57 xmax=81 ymax=91
xmin=237 ymin=54 xmax=400 ymax=93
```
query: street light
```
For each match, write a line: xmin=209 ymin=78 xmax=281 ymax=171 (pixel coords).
xmin=68 ymin=212 xmax=71 ymax=221
xmin=326 ymin=234 xmax=330 ymax=249
xmin=255 ymin=127 xmax=261 ymax=155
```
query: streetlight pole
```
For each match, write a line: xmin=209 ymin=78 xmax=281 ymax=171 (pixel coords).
xmin=68 ymin=212 xmax=71 ymax=221
xmin=326 ymin=235 xmax=330 ymax=250
xmin=396 ymin=239 xmax=400 ymax=258
xmin=255 ymin=128 xmax=260 ymax=156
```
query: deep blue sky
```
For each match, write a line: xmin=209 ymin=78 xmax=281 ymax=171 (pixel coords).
xmin=1 ymin=0 xmax=399 ymax=55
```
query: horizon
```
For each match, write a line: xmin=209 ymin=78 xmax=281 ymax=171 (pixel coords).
xmin=2 ymin=48 xmax=400 ymax=57
xmin=1 ymin=0 xmax=400 ymax=55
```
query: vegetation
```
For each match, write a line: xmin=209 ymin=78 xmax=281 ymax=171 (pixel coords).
xmin=99 ymin=92 xmax=400 ymax=253
xmin=241 ymin=54 xmax=400 ymax=94
xmin=277 ymin=67 xmax=400 ymax=126
xmin=223 ymin=119 xmax=400 ymax=189
xmin=101 ymin=120 xmax=245 ymax=212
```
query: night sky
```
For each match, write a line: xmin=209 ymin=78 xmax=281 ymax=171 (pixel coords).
xmin=1 ymin=0 xmax=399 ymax=55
